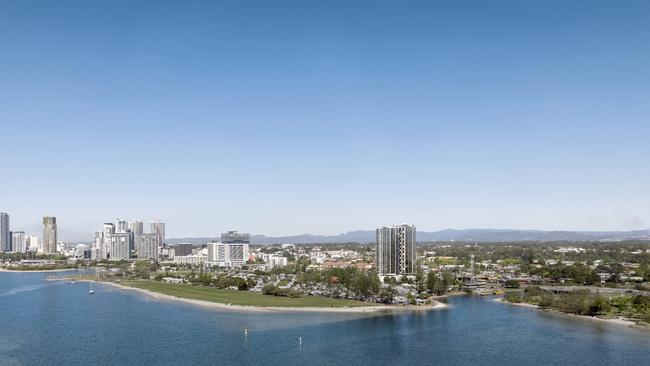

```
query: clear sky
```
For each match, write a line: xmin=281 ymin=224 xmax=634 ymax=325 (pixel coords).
xmin=2 ymin=0 xmax=650 ymax=241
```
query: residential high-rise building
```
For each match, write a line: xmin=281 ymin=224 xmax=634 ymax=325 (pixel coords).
xmin=43 ymin=216 xmax=58 ymax=254
xmin=102 ymin=223 xmax=115 ymax=259
xmin=376 ymin=224 xmax=416 ymax=276
xmin=11 ymin=231 xmax=26 ymax=253
xmin=207 ymin=241 xmax=249 ymax=267
xmin=135 ymin=233 xmax=159 ymax=260
xmin=150 ymin=221 xmax=165 ymax=247
xmin=1 ymin=213 xmax=10 ymax=252
xmin=92 ymin=231 xmax=104 ymax=259
xmin=128 ymin=220 xmax=144 ymax=236
xmin=27 ymin=235 xmax=39 ymax=252
xmin=109 ymin=232 xmax=132 ymax=260
xmin=221 ymin=231 xmax=250 ymax=244
xmin=115 ymin=219 xmax=129 ymax=233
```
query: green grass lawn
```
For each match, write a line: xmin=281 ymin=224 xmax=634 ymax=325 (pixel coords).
xmin=118 ymin=280 xmax=373 ymax=308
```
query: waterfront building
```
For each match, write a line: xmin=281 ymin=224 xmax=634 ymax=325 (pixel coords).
xmin=150 ymin=221 xmax=165 ymax=247
xmin=42 ymin=216 xmax=58 ymax=254
xmin=11 ymin=231 xmax=26 ymax=253
xmin=128 ymin=219 xmax=144 ymax=236
xmin=109 ymin=232 xmax=132 ymax=260
xmin=1 ymin=213 xmax=10 ymax=252
xmin=135 ymin=233 xmax=159 ymax=260
xmin=221 ymin=231 xmax=250 ymax=244
xmin=376 ymin=224 xmax=416 ymax=277
xmin=207 ymin=241 xmax=249 ymax=267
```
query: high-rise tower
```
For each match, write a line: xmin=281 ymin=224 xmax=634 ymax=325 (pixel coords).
xmin=376 ymin=224 xmax=416 ymax=276
xmin=150 ymin=221 xmax=165 ymax=247
xmin=43 ymin=216 xmax=58 ymax=254
xmin=0 ymin=213 xmax=10 ymax=252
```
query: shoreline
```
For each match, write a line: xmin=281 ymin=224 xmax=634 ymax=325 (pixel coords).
xmin=97 ymin=281 xmax=448 ymax=313
xmin=0 ymin=268 xmax=83 ymax=273
xmin=494 ymin=298 xmax=647 ymax=329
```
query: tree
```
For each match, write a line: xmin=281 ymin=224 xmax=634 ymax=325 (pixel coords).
xmin=504 ymin=292 xmax=522 ymax=303
xmin=505 ymin=279 xmax=520 ymax=288
xmin=415 ymin=270 xmax=426 ymax=293
xmin=589 ymin=296 xmax=611 ymax=315
xmin=426 ymin=272 xmax=449 ymax=296
xmin=379 ymin=286 xmax=396 ymax=304
xmin=134 ymin=261 xmax=151 ymax=279
xmin=426 ymin=271 xmax=437 ymax=293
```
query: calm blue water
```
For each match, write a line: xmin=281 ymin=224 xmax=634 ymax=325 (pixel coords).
xmin=0 ymin=271 xmax=648 ymax=366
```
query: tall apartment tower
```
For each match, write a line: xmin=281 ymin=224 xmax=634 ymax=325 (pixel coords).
xmin=11 ymin=231 xmax=26 ymax=253
xmin=376 ymin=224 xmax=416 ymax=276
xmin=42 ymin=216 xmax=58 ymax=254
xmin=102 ymin=223 xmax=115 ymax=259
xmin=135 ymin=233 xmax=159 ymax=260
xmin=0 ymin=213 xmax=10 ymax=252
xmin=128 ymin=220 xmax=144 ymax=236
xmin=150 ymin=221 xmax=165 ymax=247
xmin=109 ymin=232 xmax=132 ymax=260
xmin=115 ymin=219 xmax=130 ymax=233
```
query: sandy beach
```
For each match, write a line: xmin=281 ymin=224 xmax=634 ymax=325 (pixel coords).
xmin=97 ymin=281 xmax=448 ymax=313
xmin=0 ymin=268 xmax=82 ymax=273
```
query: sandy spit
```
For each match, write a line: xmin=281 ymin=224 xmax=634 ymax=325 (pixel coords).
xmin=96 ymin=281 xmax=448 ymax=314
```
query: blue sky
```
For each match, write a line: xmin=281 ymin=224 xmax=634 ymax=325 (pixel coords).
xmin=2 ymin=0 xmax=650 ymax=241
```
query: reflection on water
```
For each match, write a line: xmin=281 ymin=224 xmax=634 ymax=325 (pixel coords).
xmin=0 ymin=271 xmax=648 ymax=366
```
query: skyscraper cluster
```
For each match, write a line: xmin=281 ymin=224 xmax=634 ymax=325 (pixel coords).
xmin=92 ymin=219 xmax=164 ymax=261
xmin=376 ymin=224 xmax=416 ymax=277
xmin=0 ymin=212 xmax=55 ymax=254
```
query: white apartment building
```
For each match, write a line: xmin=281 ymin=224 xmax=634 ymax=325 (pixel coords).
xmin=206 ymin=241 xmax=249 ymax=267
xmin=261 ymin=253 xmax=288 ymax=270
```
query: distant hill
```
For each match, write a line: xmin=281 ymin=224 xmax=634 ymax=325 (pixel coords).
xmin=166 ymin=228 xmax=650 ymax=245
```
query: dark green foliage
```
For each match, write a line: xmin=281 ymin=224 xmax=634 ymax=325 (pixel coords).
xmin=504 ymin=292 xmax=522 ymax=303
xmin=505 ymin=279 xmax=520 ymax=288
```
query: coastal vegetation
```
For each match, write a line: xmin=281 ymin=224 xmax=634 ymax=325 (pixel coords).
xmin=504 ymin=286 xmax=650 ymax=322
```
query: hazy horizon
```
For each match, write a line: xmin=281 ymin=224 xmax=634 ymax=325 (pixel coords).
xmin=2 ymin=0 xmax=650 ymax=241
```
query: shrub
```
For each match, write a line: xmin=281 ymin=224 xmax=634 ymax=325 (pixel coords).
xmin=504 ymin=292 xmax=522 ymax=303
xmin=505 ymin=279 xmax=520 ymax=288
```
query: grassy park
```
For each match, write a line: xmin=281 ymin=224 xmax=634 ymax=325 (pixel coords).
xmin=118 ymin=280 xmax=373 ymax=308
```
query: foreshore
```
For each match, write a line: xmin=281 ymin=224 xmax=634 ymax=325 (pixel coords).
xmin=0 ymin=268 xmax=82 ymax=273
xmin=495 ymin=298 xmax=646 ymax=329
xmin=97 ymin=281 xmax=448 ymax=313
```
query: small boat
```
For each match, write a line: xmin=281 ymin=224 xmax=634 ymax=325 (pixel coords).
xmin=89 ymin=281 xmax=95 ymax=295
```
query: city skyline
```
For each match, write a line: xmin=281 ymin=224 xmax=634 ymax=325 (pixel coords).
xmin=2 ymin=1 xmax=650 ymax=239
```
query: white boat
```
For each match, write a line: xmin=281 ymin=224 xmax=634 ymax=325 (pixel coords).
xmin=89 ymin=281 xmax=95 ymax=295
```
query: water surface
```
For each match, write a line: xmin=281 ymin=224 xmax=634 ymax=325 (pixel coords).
xmin=0 ymin=271 xmax=647 ymax=365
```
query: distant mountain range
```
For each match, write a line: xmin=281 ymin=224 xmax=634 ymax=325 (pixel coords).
xmin=166 ymin=229 xmax=650 ymax=245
